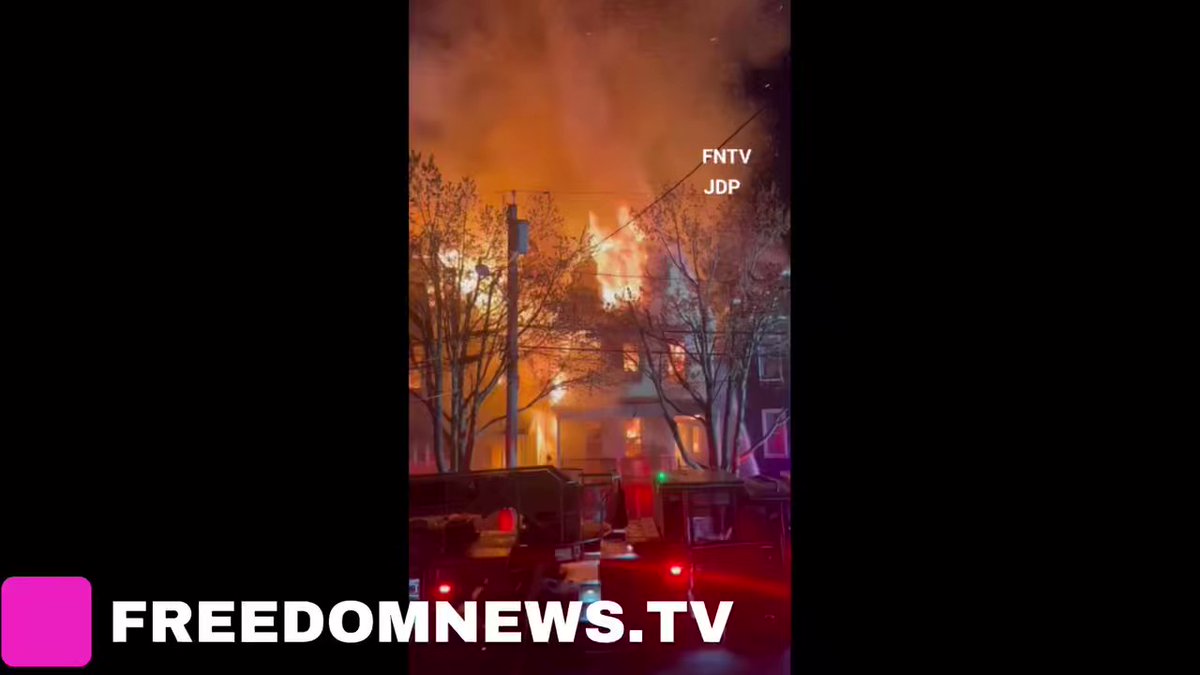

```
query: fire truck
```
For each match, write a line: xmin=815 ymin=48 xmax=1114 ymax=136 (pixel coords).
xmin=408 ymin=467 xmax=613 ymax=606
xmin=407 ymin=466 xmax=790 ymax=648
xmin=597 ymin=469 xmax=791 ymax=647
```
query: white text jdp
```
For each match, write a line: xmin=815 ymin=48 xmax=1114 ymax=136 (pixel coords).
xmin=702 ymin=148 xmax=751 ymax=195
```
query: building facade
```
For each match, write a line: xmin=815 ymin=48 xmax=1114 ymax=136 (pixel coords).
xmin=407 ymin=231 xmax=792 ymax=492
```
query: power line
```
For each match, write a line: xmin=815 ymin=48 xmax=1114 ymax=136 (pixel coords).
xmin=517 ymin=344 xmax=731 ymax=355
xmin=409 ymin=343 xmax=785 ymax=366
xmin=416 ymin=263 xmax=786 ymax=282
xmin=491 ymin=104 xmax=768 ymax=246
xmin=501 ymin=190 xmax=656 ymax=197
xmin=408 ymin=373 xmax=773 ymax=390
xmin=570 ymin=270 xmax=670 ymax=280
xmin=409 ymin=346 xmax=728 ymax=361
xmin=592 ymin=104 xmax=769 ymax=249
xmin=575 ymin=266 xmax=791 ymax=281
xmin=514 ymin=323 xmax=790 ymax=336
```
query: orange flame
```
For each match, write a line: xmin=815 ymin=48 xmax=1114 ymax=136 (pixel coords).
xmin=588 ymin=205 xmax=647 ymax=308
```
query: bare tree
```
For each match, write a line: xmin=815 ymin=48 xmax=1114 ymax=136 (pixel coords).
xmin=624 ymin=180 xmax=790 ymax=473
xmin=408 ymin=152 xmax=607 ymax=472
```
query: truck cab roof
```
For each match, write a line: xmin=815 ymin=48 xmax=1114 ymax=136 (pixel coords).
xmin=656 ymin=469 xmax=744 ymax=488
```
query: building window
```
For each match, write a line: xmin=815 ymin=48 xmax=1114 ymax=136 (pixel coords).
xmin=673 ymin=419 xmax=690 ymax=467
xmin=674 ymin=416 xmax=707 ymax=467
xmin=662 ymin=493 xmax=686 ymax=543
xmin=667 ymin=343 xmax=687 ymax=379
xmin=689 ymin=490 xmax=734 ymax=543
xmin=761 ymin=408 xmax=789 ymax=458
xmin=624 ymin=419 xmax=643 ymax=458
xmin=757 ymin=349 xmax=785 ymax=383
xmin=622 ymin=344 xmax=639 ymax=373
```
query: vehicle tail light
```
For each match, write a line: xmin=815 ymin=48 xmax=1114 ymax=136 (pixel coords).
xmin=497 ymin=508 xmax=516 ymax=533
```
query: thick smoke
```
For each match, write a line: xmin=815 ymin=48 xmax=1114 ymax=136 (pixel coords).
xmin=409 ymin=0 xmax=790 ymax=225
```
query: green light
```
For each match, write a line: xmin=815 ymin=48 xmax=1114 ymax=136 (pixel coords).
xmin=656 ymin=471 xmax=668 ymax=483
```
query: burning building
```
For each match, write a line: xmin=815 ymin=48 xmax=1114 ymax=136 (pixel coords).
xmin=407 ymin=0 xmax=792 ymax=508
xmin=550 ymin=203 xmax=791 ymax=516
xmin=410 ymin=195 xmax=791 ymax=524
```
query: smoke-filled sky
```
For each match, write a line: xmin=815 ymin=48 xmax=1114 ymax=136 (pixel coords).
xmin=410 ymin=0 xmax=790 ymax=228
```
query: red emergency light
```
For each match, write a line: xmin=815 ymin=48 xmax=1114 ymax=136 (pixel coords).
xmin=497 ymin=508 xmax=516 ymax=533
xmin=669 ymin=564 xmax=684 ymax=577
xmin=437 ymin=583 xmax=452 ymax=595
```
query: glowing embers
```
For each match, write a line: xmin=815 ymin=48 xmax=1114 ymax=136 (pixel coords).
xmin=588 ymin=206 xmax=647 ymax=308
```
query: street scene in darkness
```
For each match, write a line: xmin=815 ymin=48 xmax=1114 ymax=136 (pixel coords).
xmin=408 ymin=1 xmax=792 ymax=673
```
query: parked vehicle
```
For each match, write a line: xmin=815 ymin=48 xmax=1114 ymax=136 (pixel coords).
xmin=406 ymin=466 xmax=790 ymax=651
xmin=598 ymin=469 xmax=791 ymax=648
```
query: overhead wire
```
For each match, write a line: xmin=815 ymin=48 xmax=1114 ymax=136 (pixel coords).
xmin=495 ymin=103 xmax=769 ymax=248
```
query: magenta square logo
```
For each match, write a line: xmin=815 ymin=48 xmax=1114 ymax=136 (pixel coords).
xmin=1 ymin=577 xmax=92 ymax=668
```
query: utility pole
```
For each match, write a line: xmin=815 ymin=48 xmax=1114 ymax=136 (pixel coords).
xmin=505 ymin=193 xmax=529 ymax=470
